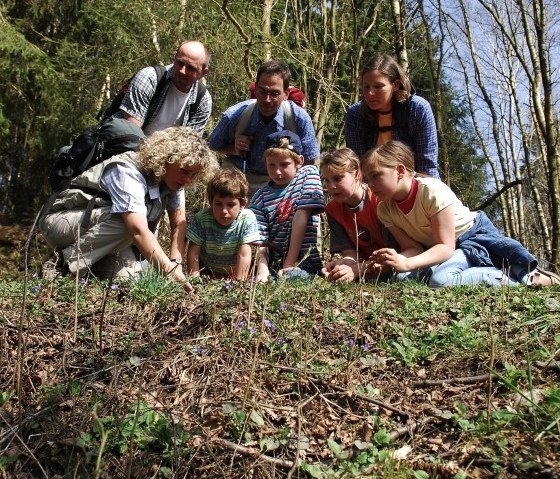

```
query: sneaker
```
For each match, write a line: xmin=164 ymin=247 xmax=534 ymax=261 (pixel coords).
xmin=42 ymin=252 xmax=66 ymax=280
xmin=528 ymin=268 xmax=560 ymax=287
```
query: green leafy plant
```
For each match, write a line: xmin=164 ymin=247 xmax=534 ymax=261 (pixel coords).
xmin=78 ymin=401 xmax=190 ymax=465
xmin=125 ymin=268 xmax=184 ymax=305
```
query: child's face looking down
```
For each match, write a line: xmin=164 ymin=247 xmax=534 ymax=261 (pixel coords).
xmin=211 ymin=194 xmax=245 ymax=226
xmin=363 ymin=164 xmax=407 ymax=202
xmin=265 ymin=151 xmax=302 ymax=186
xmin=321 ymin=167 xmax=361 ymax=204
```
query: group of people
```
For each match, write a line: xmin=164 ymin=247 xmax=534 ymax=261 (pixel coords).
xmin=39 ymin=39 xmax=560 ymax=290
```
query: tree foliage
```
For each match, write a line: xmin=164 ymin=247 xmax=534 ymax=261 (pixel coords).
xmin=2 ymin=0 xmax=556 ymax=266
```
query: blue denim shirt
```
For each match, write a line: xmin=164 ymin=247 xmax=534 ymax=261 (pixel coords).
xmin=457 ymin=211 xmax=537 ymax=278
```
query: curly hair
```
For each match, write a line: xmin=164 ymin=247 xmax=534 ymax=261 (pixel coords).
xmin=207 ymin=168 xmax=248 ymax=202
xmin=136 ymin=127 xmax=219 ymax=184
xmin=361 ymin=54 xmax=411 ymax=104
xmin=319 ymin=148 xmax=361 ymax=176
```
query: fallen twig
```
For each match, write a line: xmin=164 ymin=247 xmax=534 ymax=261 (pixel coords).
xmin=214 ymin=438 xmax=294 ymax=469
xmin=535 ymin=360 xmax=560 ymax=371
xmin=327 ymin=383 xmax=410 ymax=419
xmin=414 ymin=360 xmax=560 ymax=389
xmin=0 ymin=413 xmax=48 ymax=479
xmin=413 ymin=373 xmax=497 ymax=388
xmin=388 ymin=416 xmax=440 ymax=441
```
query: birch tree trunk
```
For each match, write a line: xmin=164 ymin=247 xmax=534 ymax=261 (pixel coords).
xmin=390 ymin=0 xmax=408 ymax=71
xmin=437 ymin=0 xmax=558 ymax=264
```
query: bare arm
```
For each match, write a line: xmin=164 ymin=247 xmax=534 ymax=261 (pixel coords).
xmin=256 ymin=246 xmax=270 ymax=282
xmin=372 ymin=206 xmax=455 ymax=272
xmin=281 ymin=208 xmax=312 ymax=272
xmin=186 ymin=243 xmax=202 ymax=277
xmin=123 ymin=113 xmax=143 ymax=128
xmin=121 ymin=211 xmax=192 ymax=290
xmin=168 ymin=207 xmax=187 ymax=261
xmin=233 ymin=243 xmax=253 ymax=280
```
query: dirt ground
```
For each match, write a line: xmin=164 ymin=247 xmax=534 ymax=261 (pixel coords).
xmin=1 ymin=217 xmax=559 ymax=478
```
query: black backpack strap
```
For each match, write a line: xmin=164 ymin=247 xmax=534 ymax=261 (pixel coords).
xmin=143 ymin=65 xmax=168 ymax=129
xmin=183 ymin=82 xmax=207 ymax=124
xmin=80 ymin=197 xmax=98 ymax=232
xmin=37 ymin=192 xmax=59 ymax=226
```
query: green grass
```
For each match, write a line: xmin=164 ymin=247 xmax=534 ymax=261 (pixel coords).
xmin=1 ymin=275 xmax=559 ymax=477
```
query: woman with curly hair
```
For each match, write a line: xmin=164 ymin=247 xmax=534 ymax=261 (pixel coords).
xmin=40 ymin=126 xmax=219 ymax=290
xmin=344 ymin=54 xmax=439 ymax=179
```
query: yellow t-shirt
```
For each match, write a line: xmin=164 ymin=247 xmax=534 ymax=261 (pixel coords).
xmin=377 ymin=177 xmax=476 ymax=247
xmin=376 ymin=112 xmax=393 ymax=145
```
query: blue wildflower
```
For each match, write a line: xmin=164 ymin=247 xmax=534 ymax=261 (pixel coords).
xmin=248 ymin=326 xmax=257 ymax=336
xmin=196 ymin=345 xmax=204 ymax=356
xmin=348 ymin=338 xmax=355 ymax=347
xmin=110 ymin=283 xmax=118 ymax=291
xmin=30 ymin=285 xmax=41 ymax=294
xmin=279 ymin=303 xmax=287 ymax=313
xmin=225 ymin=279 xmax=232 ymax=290
xmin=236 ymin=320 xmax=246 ymax=330
xmin=79 ymin=278 xmax=86 ymax=285
xmin=276 ymin=337 xmax=284 ymax=345
xmin=362 ymin=342 xmax=370 ymax=351
xmin=264 ymin=319 xmax=276 ymax=332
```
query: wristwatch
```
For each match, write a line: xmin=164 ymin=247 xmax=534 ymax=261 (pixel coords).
xmin=170 ymin=258 xmax=183 ymax=265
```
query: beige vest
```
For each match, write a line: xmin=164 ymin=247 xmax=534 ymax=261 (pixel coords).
xmin=51 ymin=152 xmax=144 ymax=212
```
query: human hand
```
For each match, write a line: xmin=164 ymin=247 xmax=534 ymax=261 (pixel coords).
xmin=323 ymin=263 xmax=358 ymax=282
xmin=321 ymin=260 xmax=337 ymax=276
xmin=172 ymin=268 xmax=194 ymax=292
xmin=256 ymin=265 xmax=270 ymax=283
xmin=278 ymin=263 xmax=297 ymax=277
xmin=234 ymin=135 xmax=253 ymax=156
xmin=370 ymin=248 xmax=409 ymax=272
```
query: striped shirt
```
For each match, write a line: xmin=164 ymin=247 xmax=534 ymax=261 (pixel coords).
xmin=249 ymin=165 xmax=324 ymax=273
xmin=187 ymin=208 xmax=259 ymax=275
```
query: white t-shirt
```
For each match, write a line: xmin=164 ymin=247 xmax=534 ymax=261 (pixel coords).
xmin=143 ymin=83 xmax=190 ymax=136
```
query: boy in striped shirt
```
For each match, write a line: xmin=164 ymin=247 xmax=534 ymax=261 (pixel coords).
xmin=187 ymin=169 xmax=259 ymax=279
xmin=250 ymin=130 xmax=324 ymax=281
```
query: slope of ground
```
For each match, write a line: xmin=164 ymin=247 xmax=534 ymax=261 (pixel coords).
xmin=1 ymin=264 xmax=559 ymax=478
xmin=1 ymin=217 xmax=559 ymax=477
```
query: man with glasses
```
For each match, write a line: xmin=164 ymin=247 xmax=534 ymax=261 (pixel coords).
xmin=209 ymin=60 xmax=319 ymax=197
xmin=116 ymin=40 xmax=212 ymax=136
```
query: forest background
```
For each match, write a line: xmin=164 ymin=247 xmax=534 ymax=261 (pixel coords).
xmin=1 ymin=0 xmax=559 ymax=269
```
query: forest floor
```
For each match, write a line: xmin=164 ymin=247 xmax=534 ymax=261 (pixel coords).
xmin=0 ymin=217 xmax=559 ymax=478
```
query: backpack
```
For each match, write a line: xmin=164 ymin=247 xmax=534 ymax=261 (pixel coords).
xmin=48 ymin=117 xmax=146 ymax=192
xmin=235 ymin=100 xmax=297 ymax=137
xmin=97 ymin=65 xmax=167 ymax=125
xmin=97 ymin=65 xmax=207 ymax=128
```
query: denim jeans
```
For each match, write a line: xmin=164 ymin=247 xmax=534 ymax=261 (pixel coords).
xmin=429 ymin=249 xmax=530 ymax=287
xmin=394 ymin=249 xmax=530 ymax=288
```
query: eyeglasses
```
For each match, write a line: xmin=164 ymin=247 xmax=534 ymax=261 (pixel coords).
xmin=256 ymin=87 xmax=283 ymax=99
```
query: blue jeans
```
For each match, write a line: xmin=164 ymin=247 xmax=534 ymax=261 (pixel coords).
xmin=395 ymin=249 xmax=531 ymax=288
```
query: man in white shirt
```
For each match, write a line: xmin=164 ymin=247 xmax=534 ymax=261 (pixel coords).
xmin=118 ymin=40 xmax=212 ymax=136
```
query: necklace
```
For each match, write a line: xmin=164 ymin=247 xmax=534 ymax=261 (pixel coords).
xmin=348 ymin=186 xmax=366 ymax=212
